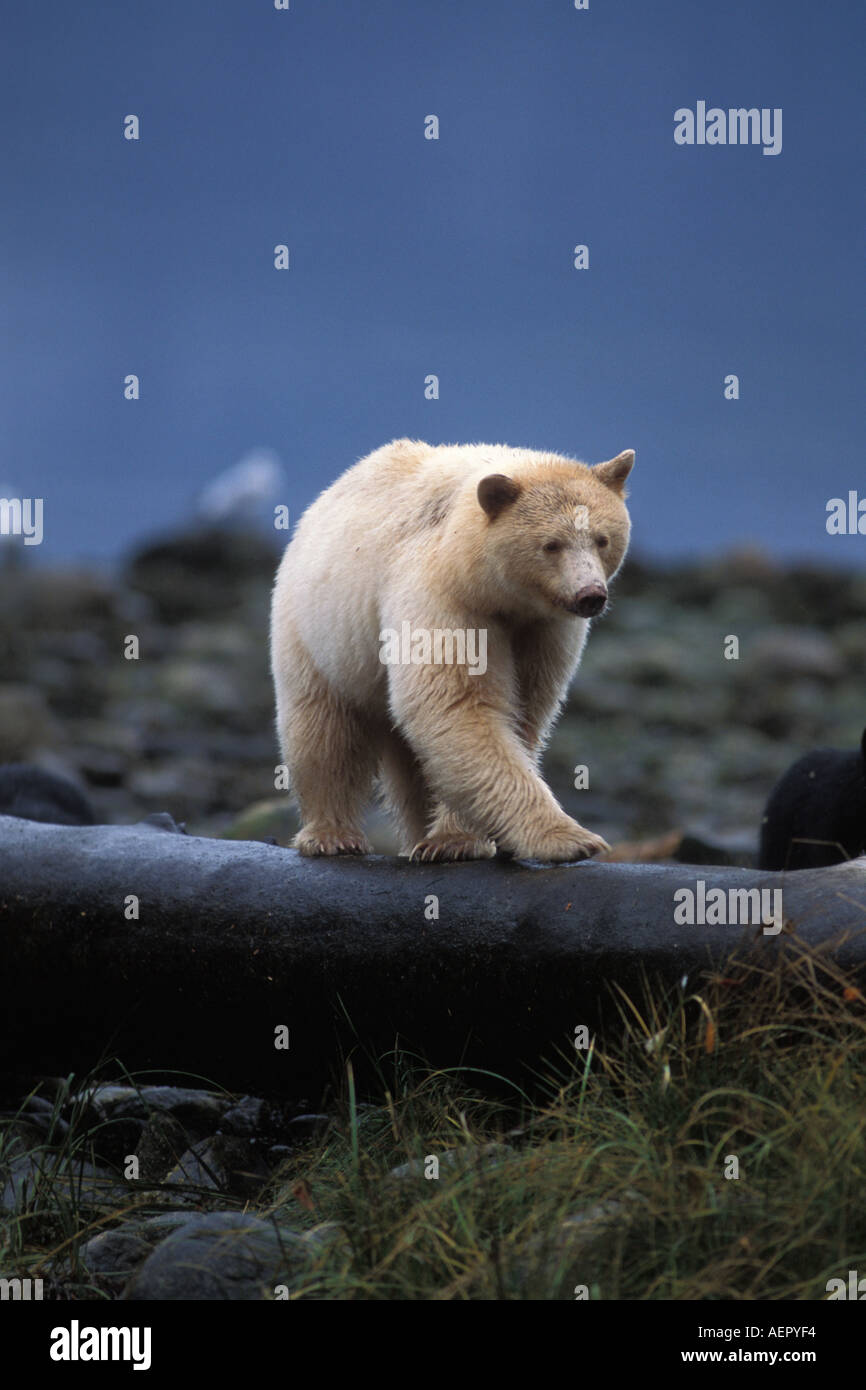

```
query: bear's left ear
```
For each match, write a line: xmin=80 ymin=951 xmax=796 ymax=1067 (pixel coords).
xmin=593 ymin=449 xmax=635 ymax=496
xmin=478 ymin=473 xmax=522 ymax=519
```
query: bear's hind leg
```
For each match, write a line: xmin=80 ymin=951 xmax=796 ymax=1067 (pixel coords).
xmin=378 ymin=730 xmax=434 ymax=853
xmin=378 ymin=733 xmax=494 ymax=860
xmin=277 ymin=644 xmax=375 ymax=856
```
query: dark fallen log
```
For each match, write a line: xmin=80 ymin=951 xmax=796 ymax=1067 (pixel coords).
xmin=1 ymin=814 xmax=865 ymax=1094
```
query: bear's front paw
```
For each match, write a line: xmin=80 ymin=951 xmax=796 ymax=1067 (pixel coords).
xmin=294 ymin=826 xmax=373 ymax=857
xmin=512 ymin=820 xmax=610 ymax=863
xmin=409 ymin=832 xmax=496 ymax=863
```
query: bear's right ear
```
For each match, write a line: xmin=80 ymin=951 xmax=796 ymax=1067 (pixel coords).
xmin=478 ymin=473 xmax=522 ymax=519
xmin=594 ymin=449 xmax=635 ymax=496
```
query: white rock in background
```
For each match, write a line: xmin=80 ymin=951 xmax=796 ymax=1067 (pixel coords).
xmin=197 ymin=449 xmax=284 ymax=527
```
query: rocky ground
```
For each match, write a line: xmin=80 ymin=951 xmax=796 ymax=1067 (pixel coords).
xmin=0 ymin=1078 xmax=345 ymax=1299
xmin=0 ymin=528 xmax=863 ymax=859
xmin=0 ymin=1075 xmax=670 ymax=1299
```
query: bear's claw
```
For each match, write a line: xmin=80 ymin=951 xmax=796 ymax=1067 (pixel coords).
xmin=294 ymin=828 xmax=372 ymax=857
xmin=409 ymin=833 xmax=496 ymax=863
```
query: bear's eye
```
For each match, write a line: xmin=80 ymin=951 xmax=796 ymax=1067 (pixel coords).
xmin=543 ymin=540 xmax=562 ymax=553
xmin=595 ymin=534 xmax=609 ymax=549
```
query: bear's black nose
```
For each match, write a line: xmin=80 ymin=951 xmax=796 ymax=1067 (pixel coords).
xmin=573 ymin=584 xmax=607 ymax=617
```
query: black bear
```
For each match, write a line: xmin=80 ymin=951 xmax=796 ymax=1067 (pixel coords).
xmin=758 ymin=729 xmax=866 ymax=871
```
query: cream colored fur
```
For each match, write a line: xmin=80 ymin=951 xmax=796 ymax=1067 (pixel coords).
xmin=270 ymin=438 xmax=634 ymax=861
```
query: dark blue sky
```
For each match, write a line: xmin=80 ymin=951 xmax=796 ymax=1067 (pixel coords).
xmin=3 ymin=0 xmax=863 ymax=565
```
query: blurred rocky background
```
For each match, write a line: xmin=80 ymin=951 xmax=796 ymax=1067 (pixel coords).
xmin=0 ymin=531 xmax=863 ymax=864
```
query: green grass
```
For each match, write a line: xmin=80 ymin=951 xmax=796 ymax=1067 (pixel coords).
xmin=3 ymin=935 xmax=866 ymax=1299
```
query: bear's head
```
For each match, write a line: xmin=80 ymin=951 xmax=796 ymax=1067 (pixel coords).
xmin=476 ymin=449 xmax=634 ymax=621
